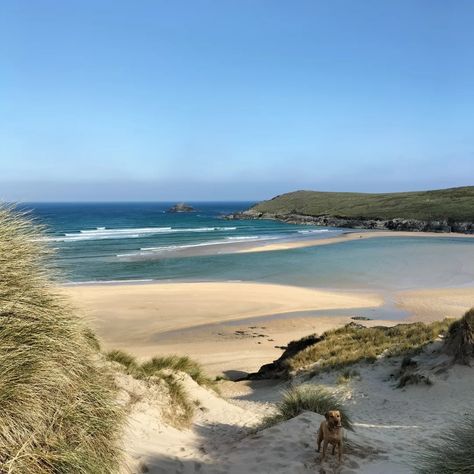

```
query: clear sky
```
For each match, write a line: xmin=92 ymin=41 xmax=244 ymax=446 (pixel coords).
xmin=1 ymin=0 xmax=473 ymax=201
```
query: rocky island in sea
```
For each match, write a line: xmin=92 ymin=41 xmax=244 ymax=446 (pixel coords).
xmin=167 ymin=202 xmax=196 ymax=213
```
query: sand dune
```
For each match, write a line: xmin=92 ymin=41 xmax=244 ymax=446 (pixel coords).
xmin=119 ymin=343 xmax=474 ymax=474
xmin=64 ymin=279 xmax=474 ymax=473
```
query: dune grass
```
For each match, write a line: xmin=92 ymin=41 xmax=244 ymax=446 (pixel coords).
xmin=413 ymin=415 xmax=474 ymax=473
xmin=106 ymin=350 xmax=217 ymax=427
xmin=107 ymin=351 xmax=216 ymax=389
xmin=286 ymin=320 xmax=452 ymax=374
xmin=106 ymin=349 xmax=140 ymax=373
xmin=261 ymin=385 xmax=352 ymax=430
xmin=0 ymin=207 xmax=123 ymax=473
xmin=141 ymin=355 xmax=217 ymax=391
xmin=141 ymin=355 xmax=219 ymax=427
xmin=156 ymin=372 xmax=196 ymax=428
xmin=336 ymin=368 xmax=360 ymax=384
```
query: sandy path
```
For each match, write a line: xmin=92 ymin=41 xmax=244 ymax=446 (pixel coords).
xmin=121 ymin=343 xmax=474 ymax=474
xmin=238 ymin=230 xmax=474 ymax=253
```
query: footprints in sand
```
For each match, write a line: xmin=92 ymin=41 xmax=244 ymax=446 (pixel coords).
xmin=216 ymin=326 xmax=277 ymax=345
xmin=204 ymin=412 xmax=367 ymax=474
xmin=127 ymin=353 xmax=474 ymax=473
xmin=134 ymin=411 xmax=379 ymax=473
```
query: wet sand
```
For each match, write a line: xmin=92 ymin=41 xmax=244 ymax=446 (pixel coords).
xmin=64 ymin=281 xmax=474 ymax=375
xmin=65 ymin=281 xmax=381 ymax=374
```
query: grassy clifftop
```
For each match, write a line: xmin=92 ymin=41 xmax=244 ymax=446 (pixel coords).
xmin=249 ymin=186 xmax=474 ymax=221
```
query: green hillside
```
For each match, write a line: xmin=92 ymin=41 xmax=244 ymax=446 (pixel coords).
xmin=249 ymin=186 xmax=474 ymax=221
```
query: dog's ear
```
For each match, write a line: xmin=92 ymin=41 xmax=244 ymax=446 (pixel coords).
xmin=324 ymin=411 xmax=329 ymax=420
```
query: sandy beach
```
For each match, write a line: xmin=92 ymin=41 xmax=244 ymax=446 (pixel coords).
xmin=48 ymin=223 xmax=474 ymax=474
xmin=65 ymin=281 xmax=474 ymax=375
xmin=65 ymin=282 xmax=383 ymax=374
xmin=84 ymin=280 xmax=474 ymax=474
xmin=5 ymin=3 xmax=474 ymax=471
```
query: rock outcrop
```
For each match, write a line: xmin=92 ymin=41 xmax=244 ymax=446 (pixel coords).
xmin=244 ymin=334 xmax=322 ymax=380
xmin=167 ymin=203 xmax=195 ymax=213
xmin=226 ymin=210 xmax=474 ymax=234
xmin=444 ymin=308 xmax=474 ymax=365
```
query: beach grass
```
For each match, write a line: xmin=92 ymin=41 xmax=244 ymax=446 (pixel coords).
xmin=413 ymin=414 xmax=474 ymax=473
xmin=336 ymin=368 xmax=360 ymax=384
xmin=261 ymin=385 xmax=352 ymax=430
xmin=0 ymin=207 xmax=123 ymax=473
xmin=106 ymin=349 xmax=140 ymax=372
xmin=142 ymin=355 xmax=218 ymax=391
xmin=107 ymin=350 xmax=217 ymax=427
xmin=156 ymin=372 xmax=196 ymax=427
xmin=287 ymin=319 xmax=452 ymax=374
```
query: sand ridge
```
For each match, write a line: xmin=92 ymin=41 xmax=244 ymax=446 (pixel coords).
xmin=237 ymin=230 xmax=474 ymax=253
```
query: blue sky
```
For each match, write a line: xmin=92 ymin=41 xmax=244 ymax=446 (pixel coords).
xmin=1 ymin=0 xmax=473 ymax=201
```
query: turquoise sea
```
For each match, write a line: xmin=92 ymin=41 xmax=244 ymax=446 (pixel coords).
xmin=25 ymin=202 xmax=474 ymax=291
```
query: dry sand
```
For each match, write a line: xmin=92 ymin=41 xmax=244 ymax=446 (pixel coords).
xmin=238 ymin=230 xmax=474 ymax=253
xmin=119 ymin=341 xmax=474 ymax=474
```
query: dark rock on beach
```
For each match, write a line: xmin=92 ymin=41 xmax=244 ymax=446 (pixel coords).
xmin=243 ymin=334 xmax=323 ymax=380
xmin=444 ymin=308 xmax=474 ymax=365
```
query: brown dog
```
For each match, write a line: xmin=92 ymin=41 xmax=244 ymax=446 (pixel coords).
xmin=317 ymin=410 xmax=343 ymax=463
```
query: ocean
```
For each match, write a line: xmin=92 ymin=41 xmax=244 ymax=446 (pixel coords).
xmin=24 ymin=202 xmax=474 ymax=291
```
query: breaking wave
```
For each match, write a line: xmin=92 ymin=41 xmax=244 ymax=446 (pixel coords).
xmin=42 ymin=226 xmax=238 ymax=242
xmin=116 ymin=235 xmax=280 ymax=258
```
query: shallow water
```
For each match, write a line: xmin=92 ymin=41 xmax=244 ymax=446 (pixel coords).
xmin=24 ymin=202 xmax=474 ymax=291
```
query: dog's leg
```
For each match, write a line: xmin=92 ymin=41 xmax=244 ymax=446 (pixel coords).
xmin=338 ymin=439 xmax=343 ymax=464
xmin=332 ymin=444 xmax=335 ymax=455
xmin=321 ymin=439 xmax=329 ymax=461
xmin=317 ymin=427 xmax=323 ymax=452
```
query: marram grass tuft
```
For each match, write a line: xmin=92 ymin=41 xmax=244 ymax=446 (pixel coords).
xmin=0 ymin=207 xmax=124 ymax=473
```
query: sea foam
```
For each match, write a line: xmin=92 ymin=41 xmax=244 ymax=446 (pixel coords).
xmin=42 ymin=226 xmax=238 ymax=242
xmin=297 ymin=229 xmax=331 ymax=234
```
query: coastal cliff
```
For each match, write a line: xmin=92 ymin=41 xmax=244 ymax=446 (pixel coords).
xmin=227 ymin=186 xmax=474 ymax=234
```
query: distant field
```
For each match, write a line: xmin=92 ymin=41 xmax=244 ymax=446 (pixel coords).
xmin=250 ymin=186 xmax=474 ymax=221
